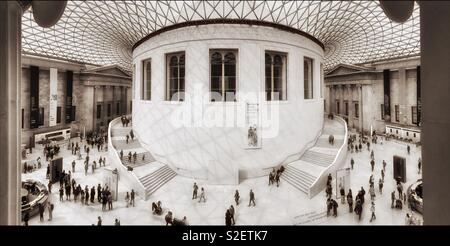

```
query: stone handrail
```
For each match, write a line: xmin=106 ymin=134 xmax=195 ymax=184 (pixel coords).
xmin=308 ymin=115 xmax=348 ymax=198
xmin=107 ymin=116 xmax=146 ymax=200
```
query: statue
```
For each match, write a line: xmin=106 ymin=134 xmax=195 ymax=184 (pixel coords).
xmin=248 ymin=125 xmax=258 ymax=147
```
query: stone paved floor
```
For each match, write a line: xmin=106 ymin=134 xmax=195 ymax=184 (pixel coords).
xmin=23 ymin=132 xmax=423 ymax=225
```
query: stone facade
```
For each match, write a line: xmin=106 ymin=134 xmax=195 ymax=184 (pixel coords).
xmin=21 ymin=55 xmax=132 ymax=146
xmin=325 ymin=56 xmax=421 ymax=135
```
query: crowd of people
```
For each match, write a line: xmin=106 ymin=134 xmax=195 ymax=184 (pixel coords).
xmin=325 ymin=129 xmax=423 ymax=224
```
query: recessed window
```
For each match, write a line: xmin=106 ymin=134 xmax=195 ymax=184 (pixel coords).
xmin=395 ymin=105 xmax=399 ymax=122
xmin=210 ymin=50 xmax=237 ymax=102
xmin=414 ymin=133 xmax=416 ymax=137
xmin=57 ymin=106 xmax=62 ymax=124
xmin=265 ymin=52 xmax=287 ymax=101
xmin=141 ymin=58 xmax=151 ymax=100
xmin=97 ymin=105 xmax=102 ymax=119
xmin=336 ymin=100 xmax=340 ymax=114
xmin=304 ymin=57 xmax=314 ymax=99
xmin=116 ymin=102 xmax=120 ymax=115
xmin=22 ymin=108 xmax=24 ymax=129
xmin=381 ymin=104 xmax=385 ymax=120
xmin=166 ymin=52 xmax=185 ymax=101
xmin=38 ymin=107 xmax=44 ymax=126
xmin=344 ymin=101 xmax=349 ymax=116
xmin=354 ymin=102 xmax=359 ymax=118
xmin=412 ymin=106 xmax=418 ymax=124
xmin=107 ymin=103 xmax=111 ymax=117
xmin=406 ymin=132 xmax=409 ymax=136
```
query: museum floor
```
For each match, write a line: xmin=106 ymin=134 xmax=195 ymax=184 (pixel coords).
xmin=22 ymin=131 xmax=423 ymax=225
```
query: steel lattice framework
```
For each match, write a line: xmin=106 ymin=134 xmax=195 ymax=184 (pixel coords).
xmin=21 ymin=1 xmax=420 ymax=72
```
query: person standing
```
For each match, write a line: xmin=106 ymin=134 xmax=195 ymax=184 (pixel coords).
xmin=198 ymin=187 xmax=206 ymax=203
xmin=407 ymin=145 xmax=410 ymax=155
xmin=38 ymin=203 xmax=45 ymax=222
xmin=90 ymin=186 xmax=95 ymax=204
xmin=369 ymin=185 xmax=375 ymax=201
xmin=125 ymin=192 xmax=130 ymax=208
xmin=381 ymin=169 xmax=385 ymax=182
xmin=97 ymin=184 xmax=102 ymax=203
xmin=229 ymin=205 xmax=235 ymax=225
xmin=84 ymin=162 xmax=88 ymax=176
xmin=347 ymin=189 xmax=353 ymax=213
xmin=48 ymin=202 xmax=53 ymax=221
xmin=234 ymin=190 xmax=240 ymax=206
xmin=97 ymin=216 xmax=102 ymax=226
xmin=115 ymin=218 xmax=120 ymax=226
xmin=382 ymin=160 xmax=386 ymax=172
xmin=48 ymin=181 xmax=52 ymax=194
xmin=340 ymin=186 xmax=346 ymax=204
xmin=370 ymin=202 xmax=376 ymax=222
xmin=332 ymin=199 xmax=338 ymax=217
xmin=378 ymin=179 xmax=384 ymax=194
xmin=225 ymin=209 xmax=232 ymax=226
xmin=192 ymin=182 xmax=198 ymax=199
xmin=418 ymin=158 xmax=422 ymax=174
xmin=130 ymin=189 xmax=135 ymax=207
xmin=350 ymin=158 xmax=355 ymax=170
xmin=72 ymin=160 xmax=76 ymax=173
xmin=391 ymin=191 xmax=396 ymax=208
xmin=370 ymin=159 xmax=375 ymax=172
xmin=59 ymin=186 xmax=64 ymax=202
xmin=248 ymin=189 xmax=256 ymax=207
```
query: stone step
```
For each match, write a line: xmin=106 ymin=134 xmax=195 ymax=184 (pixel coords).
xmin=140 ymin=166 xmax=174 ymax=187
xmin=281 ymin=172 xmax=309 ymax=194
xmin=286 ymin=166 xmax=317 ymax=184
xmin=283 ymin=169 xmax=314 ymax=187
xmin=120 ymin=152 xmax=155 ymax=167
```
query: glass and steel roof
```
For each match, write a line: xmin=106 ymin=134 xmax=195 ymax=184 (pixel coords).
xmin=21 ymin=1 xmax=420 ymax=72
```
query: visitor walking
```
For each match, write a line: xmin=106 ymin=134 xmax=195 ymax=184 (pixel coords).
xmin=198 ymin=187 xmax=206 ymax=202
xmin=378 ymin=178 xmax=384 ymax=194
xmin=370 ymin=202 xmax=376 ymax=222
xmin=130 ymin=189 xmax=135 ymax=207
xmin=48 ymin=202 xmax=53 ymax=221
xmin=192 ymin=182 xmax=198 ymax=199
xmin=248 ymin=189 xmax=256 ymax=207
xmin=234 ymin=190 xmax=240 ymax=205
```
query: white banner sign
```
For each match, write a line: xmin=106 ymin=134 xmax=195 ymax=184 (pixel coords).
xmin=49 ymin=68 xmax=58 ymax=126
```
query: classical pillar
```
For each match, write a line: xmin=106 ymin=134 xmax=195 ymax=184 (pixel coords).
xmin=346 ymin=84 xmax=353 ymax=127
xmin=421 ymin=1 xmax=450 ymax=225
xmin=338 ymin=84 xmax=344 ymax=116
xmin=326 ymin=85 xmax=332 ymax=114
xmin=357 ymin=84 xmax=363 ymax=132
xmin=92 ymin=86 xmax=98 ymax=131
xmin=0 ymin=1 xmax=22 ymax=225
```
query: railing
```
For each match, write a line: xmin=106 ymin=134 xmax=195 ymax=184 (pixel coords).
xmin=107 ymin=115 xmax=146 ymax=200
xmin=308 ymin=115 xmax=348 ymax=198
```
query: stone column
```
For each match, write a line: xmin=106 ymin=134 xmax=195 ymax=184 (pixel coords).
xmin=0 ymin=1 xmax=22 ymax=225
xmin=398 ymin=68 xmax=407 ymax=125
xmin=92 ymin=86 xmax=98 ymax=131
xmin=346 ymin=84 xmax=353 ymax=127
xmin=339 ymin=84 xmax=344 ymax=116
xmin=421 ymin=1 xmax=450 ymax=225
xmin=357 ymin=84 xmax=363 ymax=132
xmin=327 ymin=85 xmax=332 ymax=114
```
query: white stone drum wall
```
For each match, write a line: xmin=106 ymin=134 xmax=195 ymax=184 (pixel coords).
xmin=132 ymin=24 xmax=324 ymax=182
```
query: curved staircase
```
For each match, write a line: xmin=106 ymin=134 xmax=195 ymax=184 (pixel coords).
xmin=281 ymin=117 xmax=347 ymax=198
xmin=109 ymin=118 xmax=177 ymax=200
